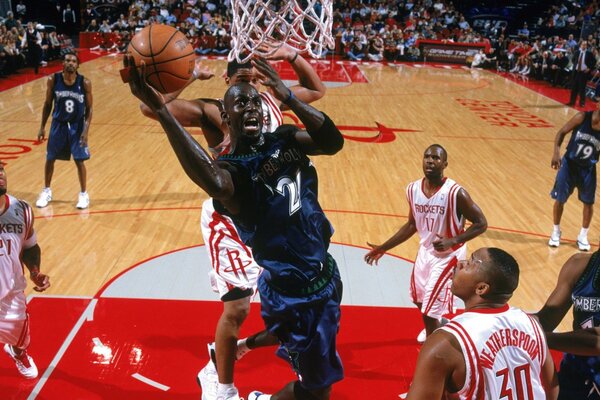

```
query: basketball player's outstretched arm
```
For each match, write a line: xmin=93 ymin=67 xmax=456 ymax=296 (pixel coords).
xmin=432 ymin=189 xmax=487 ymax=252
xmin=37 ymin=75 xmax=56 ymax=142
xmin=547 ymin=328 xmax=600 ymax=356
xmin=551 ymin=112 xmax=585 ymax=169
xmin=261 ymin=42 xmax=326 ymax=107
xmin=253 ymin=57 xmax=343 ymax=155
xmin=536 ymin=252 xmax=590 ymax=331
xmin=124 ymin=55 xmax=235 ymax=201
xmin=364 ymin=209 xmax=417 ymax=266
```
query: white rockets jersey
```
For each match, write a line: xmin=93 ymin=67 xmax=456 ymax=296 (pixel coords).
xmin=0 ymin=195 xmax=35 ymax=320
xmin=407 ymin=177 xmax=464 ymax=254
xmin=441 ymin=305 xmax=548 ymax=400
xmin=210 ymin=91 xmax=284 ymax=157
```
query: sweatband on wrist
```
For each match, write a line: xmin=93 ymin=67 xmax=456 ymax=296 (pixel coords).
xmin=289 ymin=52 xmax=299 ymax=63
xmin=283 ymin=88 xmax=295 ymax=105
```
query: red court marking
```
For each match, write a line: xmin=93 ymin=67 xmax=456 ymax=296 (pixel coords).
xmin=0 ymin=297 xmax=91 ymax=399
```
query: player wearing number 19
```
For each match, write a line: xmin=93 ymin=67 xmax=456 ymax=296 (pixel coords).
xmin=36 ymin=50 xmax=93 ymax=210
xmin=549 ymin=108 xmax=600 ymax=251
xmin=406 ymin=247 xmax=558 ymax=400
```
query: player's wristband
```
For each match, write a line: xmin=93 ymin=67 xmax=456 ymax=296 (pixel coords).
xmin=283 ymin=88 xmax=295 ymax=105
xmin=289 ymin=52 xmax=299 ymax=63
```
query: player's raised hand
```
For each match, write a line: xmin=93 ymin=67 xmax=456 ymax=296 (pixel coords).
xmin=122 ymin=54 xmax=165 ymax=112
xmin=193 ymin=59 xmax=214 ymax=81
xmin=30 ymin=272 xmax=50 ymax=292
xmin=259 ymin=40 xmax=297 ymax=63
xmin=252 ymin=57 xmax=288 ymax=101
xmin=364 ymin=242 xmax=385 ymax=266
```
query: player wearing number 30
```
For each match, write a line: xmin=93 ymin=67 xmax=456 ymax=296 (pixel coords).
xmin=36 ymin=50 xmax=93 ymax=210
xmin=406 ymin=248 xmax=558 ymax=400
xmin=549 ymin=109 xmax=600 ymax=251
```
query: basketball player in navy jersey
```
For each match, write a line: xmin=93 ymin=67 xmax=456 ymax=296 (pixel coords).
xmin=407 ymin=247 xmax=557 ymax=399
xmin=125 ymin=55 xmax=343 ymax=400
xmin=137 ymin=46 xmax=326 ymax=400
xmin=549 ymin=107 xmax=600 ymax=251
xmin=537 ymin=250 xmax=600 ymax=399
xmin=36 ymin=50 xmax=93 ymax=210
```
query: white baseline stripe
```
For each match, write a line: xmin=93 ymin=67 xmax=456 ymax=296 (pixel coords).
xmin=132 ymin=373 xmax=170 ymax=391
xmin=27 ymin=298 xmax=98 ymax=400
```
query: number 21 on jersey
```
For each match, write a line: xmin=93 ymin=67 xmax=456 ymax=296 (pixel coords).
xmin=275 ymin=170 xmax=302 ymax=215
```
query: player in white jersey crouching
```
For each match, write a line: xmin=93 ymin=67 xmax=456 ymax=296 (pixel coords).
xmin=406 ymin=247 xmax=558 ymax=399
xmin=0 ymin=160 xmax=51 ymax=379
xmin=365 ymin=144 xmax=487 ymax=343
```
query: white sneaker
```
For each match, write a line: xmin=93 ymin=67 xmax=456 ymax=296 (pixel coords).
xmin=417 ymin=328 xmax=427 ymax=344
xmin=217 ymin=388 xmax=241 ymax=400
xmin=36 ymin=188 xmax=52 ymax=208
xmin=548 ymin=230 xmax=561 ymax=247
xmin=197 ymin=359 xmax=218 ymax=400
xmin=4 ymin=344 xmax=38 ymax=379
xmin=578 ymin=236 xmax=591 ymax=251
xmin=248 ymin=392 xmax=272 ymax=400
xmin=76 ymin=192 xmax=89 ymax=209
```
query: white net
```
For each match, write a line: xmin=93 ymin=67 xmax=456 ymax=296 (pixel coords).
xmin=229 ymin=0 xmax=334 ymax=63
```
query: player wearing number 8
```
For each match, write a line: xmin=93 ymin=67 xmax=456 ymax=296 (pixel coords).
xmin=36 ymin=50 xmax=93 ymax=210
xmin=406 ymin=247 xmax=558 ymax=400
xmin=549 ymin=108 xmax=600 ymax=251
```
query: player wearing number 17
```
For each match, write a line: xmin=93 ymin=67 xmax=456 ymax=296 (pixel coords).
xmin=406 ymin=247 xmax=558 ymax=400
xmin=549 ymin=108 xmax=600 ymax=251
xmin=35 ymin=50 xmax=93 ymax=210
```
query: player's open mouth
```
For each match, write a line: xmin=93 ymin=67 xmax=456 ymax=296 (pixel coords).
xmin=243 ymin=116 xmax=260 ymax=132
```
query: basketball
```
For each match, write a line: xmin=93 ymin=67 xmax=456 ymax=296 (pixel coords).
xmin=127 ymin=25 xmax=195 ymax=94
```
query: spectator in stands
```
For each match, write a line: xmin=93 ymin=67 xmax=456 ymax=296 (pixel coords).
xmin=4 ymin=12 xmax=17 ymax=31
xmin=212 ymin=36 xmax=229 ymax=56
xmin=347 ymin=36 xmax=365 ymax=61
xmin=533 ymin=51 xmax=552 ymax=81
xmin=86 ymin=19 xmax=100 ymax=32
xmin=551 ymin=50 xmax=569 ymax=87
xmin=518 ymin=22 xmax=530 ymax=39
xmin=21 ymin=22 xmax=42 ymax=74
xmin=367 ymin=34 xmax=384 ymax=61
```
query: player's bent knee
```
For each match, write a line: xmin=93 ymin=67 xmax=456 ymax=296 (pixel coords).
xmin=294 ymin=381 xmax=330 ymax=400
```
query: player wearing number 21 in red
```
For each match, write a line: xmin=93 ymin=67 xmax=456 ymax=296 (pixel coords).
xmin=406 ymin=247 xmax=558 ymax=400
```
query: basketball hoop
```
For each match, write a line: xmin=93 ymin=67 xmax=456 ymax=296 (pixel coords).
xmin=229 ymin=0 xmax=334 ymax=63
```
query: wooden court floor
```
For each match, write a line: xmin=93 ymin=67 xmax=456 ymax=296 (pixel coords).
xmin=0 ymin=54 xmax=590 ymax=333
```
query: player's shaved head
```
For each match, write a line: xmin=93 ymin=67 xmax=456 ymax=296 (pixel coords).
xmin=426 ymin=144 xmax=448 ymax=161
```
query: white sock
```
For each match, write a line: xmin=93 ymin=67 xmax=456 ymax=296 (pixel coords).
xmin=237 ymin=337 xmax=250 ymax=352
xmin=580 ymin=228 xmax=589 ymax=238
xmin=553 ymin=225 xmax=560 ymax=234
xmin=217 ymin=383 xmax=237 ymax=397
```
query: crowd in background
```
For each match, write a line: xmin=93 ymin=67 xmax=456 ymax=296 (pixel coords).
xmin=2 ymin=0 xmax=600 ymax=101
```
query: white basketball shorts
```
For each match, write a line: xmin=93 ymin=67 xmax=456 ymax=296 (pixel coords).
xmin=410 ymin=245 xmax=466 ymax=320
xmin=200 ymin=199 xmax=261 ymax=300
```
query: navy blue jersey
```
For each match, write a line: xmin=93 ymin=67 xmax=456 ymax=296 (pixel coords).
xmin=52 ymin=73 xmax=86 ymax=123
xmin=565 ymin=112 xmax=600 ymax=168
xmin=572 ymin=251 xmax=600 ymax=330
xmin=215 ymin=126 xmax=334 ymax=285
